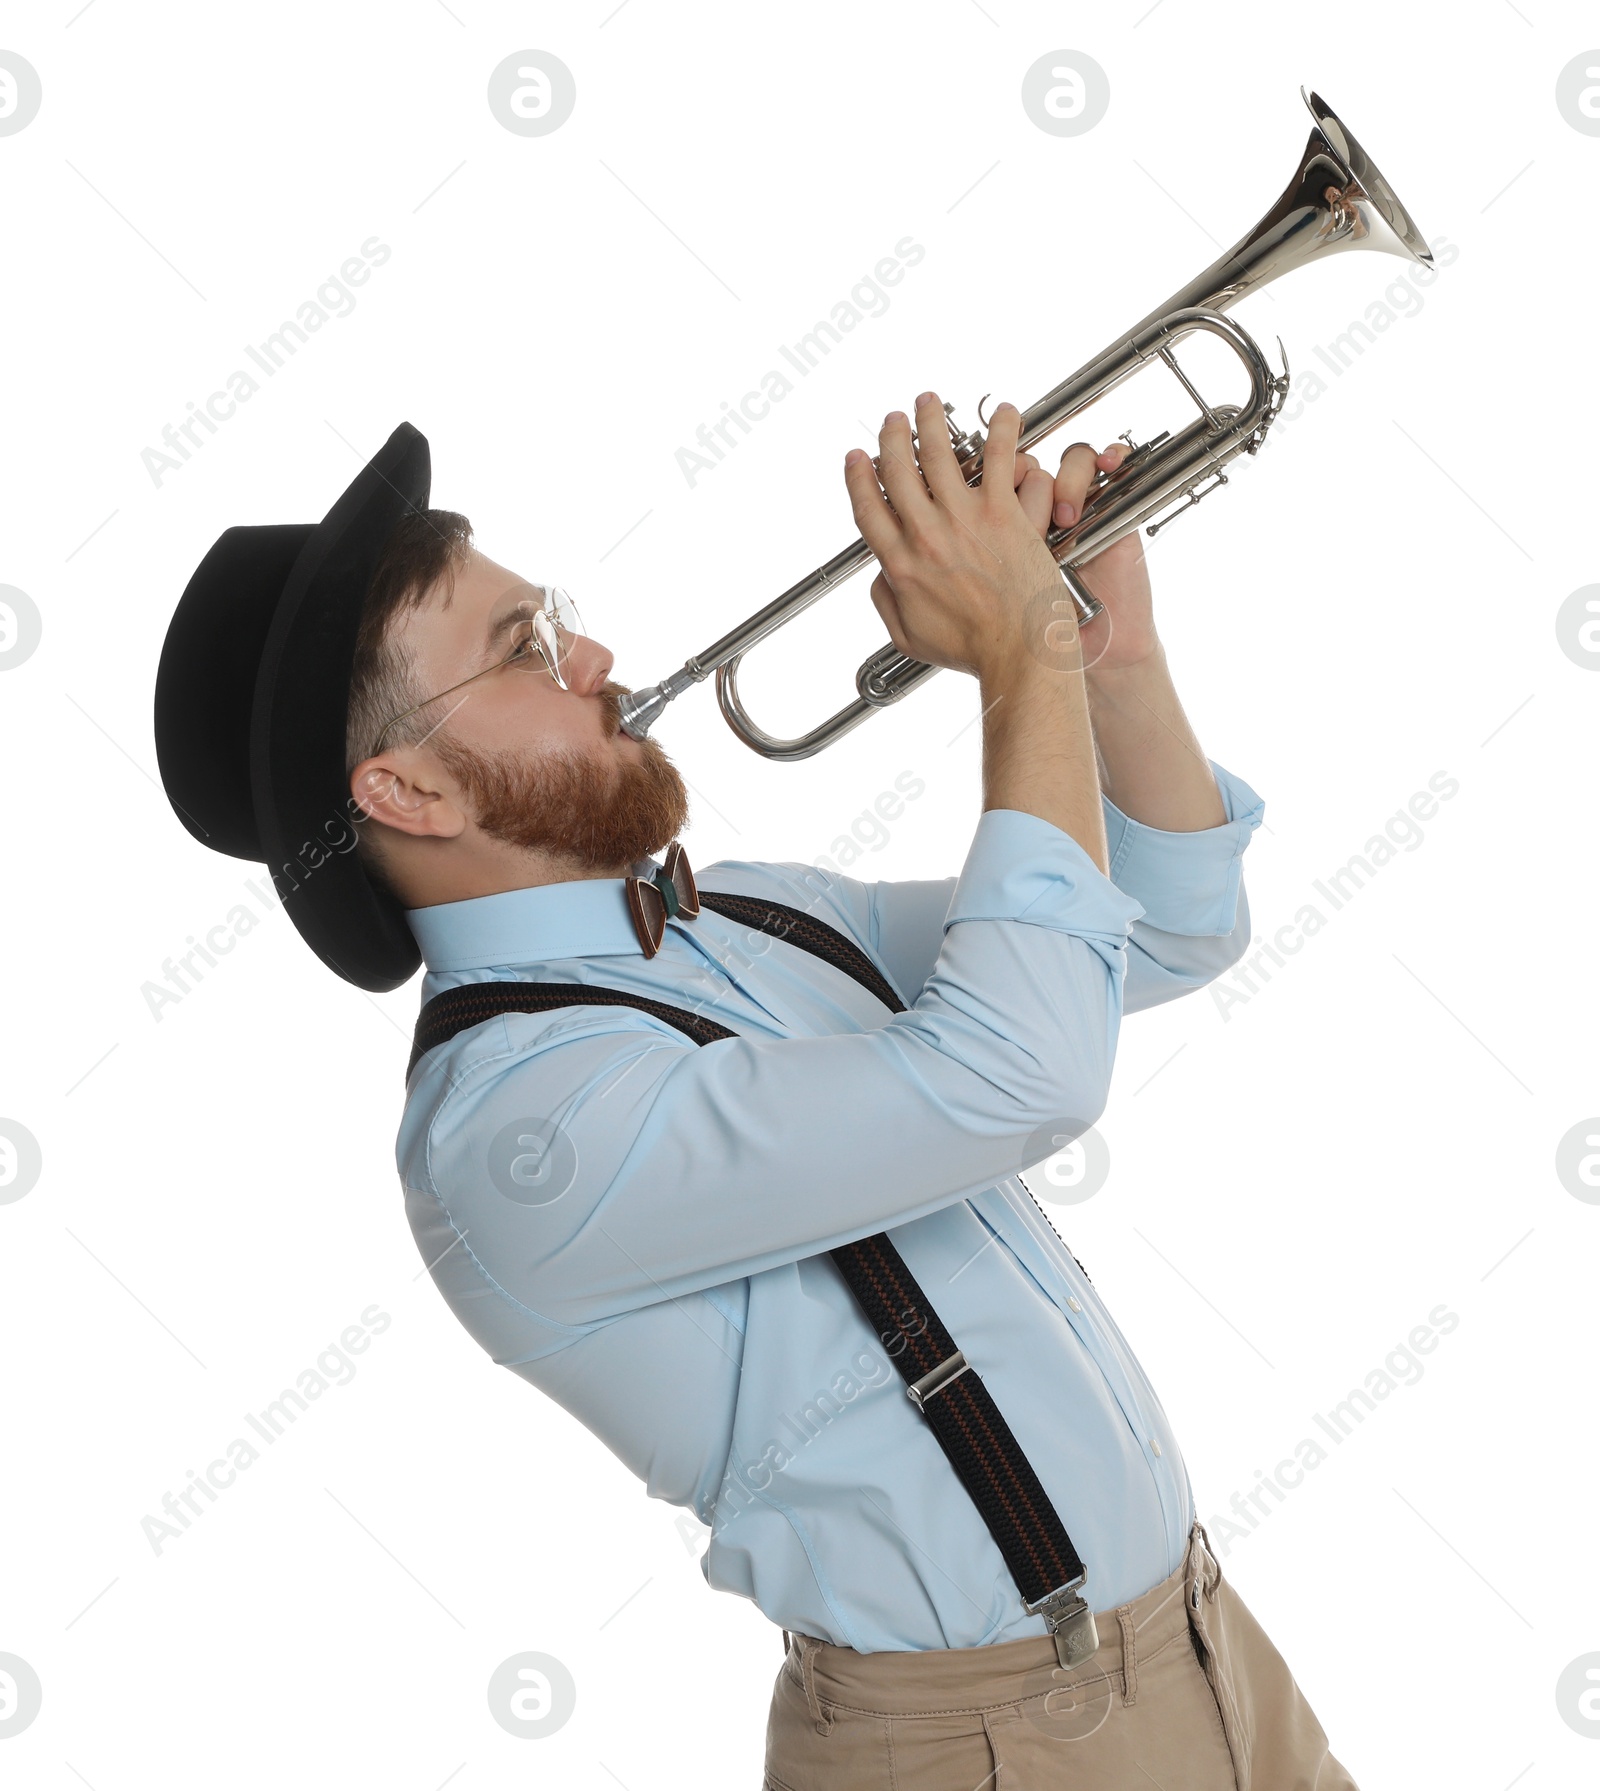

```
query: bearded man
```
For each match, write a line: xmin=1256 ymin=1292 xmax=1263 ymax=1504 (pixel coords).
xmin=155 ymin=414 xmax=1356 ymax=1790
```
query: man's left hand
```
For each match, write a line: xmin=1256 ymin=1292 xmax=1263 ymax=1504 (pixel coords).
xmin=1011 ymin=440 xmax=1161 ymax=674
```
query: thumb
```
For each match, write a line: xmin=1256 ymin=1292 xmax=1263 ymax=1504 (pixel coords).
xmin=868 ymin=571 xmax=909 ymax=655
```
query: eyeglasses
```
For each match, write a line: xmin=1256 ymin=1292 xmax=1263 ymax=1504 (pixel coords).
xmin=370 ymin=583 xmax=586 ymax=758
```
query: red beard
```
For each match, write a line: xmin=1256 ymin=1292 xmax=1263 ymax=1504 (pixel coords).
xmin=431 ymin=685 xmax=689 ymax=874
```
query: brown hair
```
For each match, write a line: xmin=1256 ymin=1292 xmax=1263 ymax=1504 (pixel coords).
xmin=345 ymin=508 xmax=474 ymax=900
xmin=345 ymin=507 xmax=474 ymax=775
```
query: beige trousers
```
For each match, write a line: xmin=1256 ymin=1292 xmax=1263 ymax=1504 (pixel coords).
xmin=764 ymin=1524 xmax=1357 ymax=1790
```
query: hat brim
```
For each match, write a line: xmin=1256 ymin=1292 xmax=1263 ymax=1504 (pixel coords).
xmin=249 ymin=423 xmax=431 ymax=992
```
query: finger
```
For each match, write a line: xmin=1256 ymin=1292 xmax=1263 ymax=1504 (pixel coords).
xmin=1013 ymin=451 xmax=1042 ymax=492
xmin=1053 ymin=440 xmax=1100 ymax=530
xmin=910 ymin=390 xmax=968 ymax=508
xmin=981 ymin=401 xmax=1021 ymax=501
xmin=1098 ymin=440 xmax=1131 ymax=474
xmin=1017 ymin=466 xmax=1054 ymax=538
xmin=844 ymin=447 xmax=903 ymax=563
xmin=874 ymin=409 xmax=934 ymax=528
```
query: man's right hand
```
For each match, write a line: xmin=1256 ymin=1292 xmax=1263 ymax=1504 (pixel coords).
xmin=843 ymin=390 xmax=1109 ymax=873
xmin=843 ymin=392 xmax=1065 ymax=685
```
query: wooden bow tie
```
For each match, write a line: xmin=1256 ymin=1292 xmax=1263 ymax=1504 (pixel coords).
xmin=624 ymin=841 xmax=700 ymax=959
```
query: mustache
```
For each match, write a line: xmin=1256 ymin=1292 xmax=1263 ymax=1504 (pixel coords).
xmin=597 ymin=681 xmax=629 ymax=738
xmin=598 ymin=680 xmax=649 ymax=743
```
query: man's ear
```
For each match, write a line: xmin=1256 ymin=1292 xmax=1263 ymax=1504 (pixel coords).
xmin=349 ymin=753 xmax=466 ymax=841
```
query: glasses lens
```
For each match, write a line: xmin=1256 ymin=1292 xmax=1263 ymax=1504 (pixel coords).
xmin=529 ymin=609 xmax=572 ymax=689
xmin=507 ymin=585 xmax=585 ymax=689
xmin=545 ymin=585 xmax=585 ymax=638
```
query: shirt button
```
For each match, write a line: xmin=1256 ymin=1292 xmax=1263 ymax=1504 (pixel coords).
xmin=1150 ymin=1439 xmax=1163 ymax=1456
xmin=1067 ymin=1297 xmax=1082 ymax=1313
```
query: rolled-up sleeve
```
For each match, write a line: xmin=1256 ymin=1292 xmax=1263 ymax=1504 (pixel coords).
xmin=1103 ymin=759 xmax=1265 ymax=1012
xmin=858 ymin=764 xmax=1264 ymax=1009
xmin=403 ymin=810 xmax=1146 ymax=1328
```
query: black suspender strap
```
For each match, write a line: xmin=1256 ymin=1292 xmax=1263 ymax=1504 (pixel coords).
xmin=407 ymin=977 xmax=733 ymax=1079
xmin=403 ymin=890 xmax=891 ymax=1081
xmin=407 ymin=892 xmax=1100 ymax=1665
xmin=826 ymin=1228 xmax=1091 ymax=1653
xmin=696 ymin=890 xmax=906 ymax=1013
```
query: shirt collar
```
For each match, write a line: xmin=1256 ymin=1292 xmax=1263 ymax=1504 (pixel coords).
xmin=406 ymin=858 xmax=659 ymax=972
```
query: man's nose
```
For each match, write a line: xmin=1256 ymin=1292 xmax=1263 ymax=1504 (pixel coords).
xmin=563 ymin=633 xmax=614 ymax=695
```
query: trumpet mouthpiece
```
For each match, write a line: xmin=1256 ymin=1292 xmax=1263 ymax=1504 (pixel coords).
xmin=616 ymin=684 xmax=665 ymax=741
xmin=616 ymin=664 xmax=707 ymax=740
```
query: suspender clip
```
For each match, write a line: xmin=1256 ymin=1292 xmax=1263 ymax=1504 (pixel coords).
xmin=906 ymin=1349 xmax=974 ymax=1409
xmin=1027 ymin=1576 xmax=1099 ymax=1669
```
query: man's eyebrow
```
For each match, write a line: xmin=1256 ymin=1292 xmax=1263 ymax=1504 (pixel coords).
xmin=482 ymin=591 xmax=537 ymax=655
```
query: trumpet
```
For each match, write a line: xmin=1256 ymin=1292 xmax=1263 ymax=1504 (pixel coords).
xmin=618 ymin=89 xmax=1433 ymax=762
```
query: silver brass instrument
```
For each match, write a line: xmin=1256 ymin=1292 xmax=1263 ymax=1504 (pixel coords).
xmin=618 ymin=89 xmax=1433 ymax=761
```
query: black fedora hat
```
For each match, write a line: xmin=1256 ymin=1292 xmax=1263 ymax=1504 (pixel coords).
xmin=154 ymin=422 xmax=431 ymax=993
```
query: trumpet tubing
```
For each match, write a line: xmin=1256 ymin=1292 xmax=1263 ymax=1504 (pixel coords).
xmin=617 ymin=89 xmax=1433 ymax=762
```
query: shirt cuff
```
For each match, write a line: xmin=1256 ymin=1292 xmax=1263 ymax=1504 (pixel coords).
xmin=1102 ymin=759 xmax=1265 ymax=937
xmin=947 ymin=807 xmax=1147 ymax=943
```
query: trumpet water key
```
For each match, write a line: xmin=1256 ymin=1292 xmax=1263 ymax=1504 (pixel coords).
xmin=618 ymin=89 xmax=1434 ymax=762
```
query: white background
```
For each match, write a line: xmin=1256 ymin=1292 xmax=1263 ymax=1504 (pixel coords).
xmin=1 ymin=2 xmax=1596 ymax=1786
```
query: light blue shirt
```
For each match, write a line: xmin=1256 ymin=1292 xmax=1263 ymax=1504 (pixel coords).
xmin=398 ymin=762 xmax=1264 ymax=1652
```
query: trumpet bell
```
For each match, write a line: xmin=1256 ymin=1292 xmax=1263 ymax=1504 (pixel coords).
xmin=1301 ymin=89 xmax=1432 ymax=267
xmin=1131 ymin=88 xmax=1433 ymax=345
